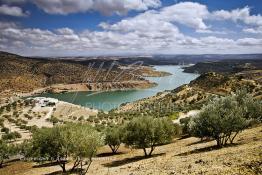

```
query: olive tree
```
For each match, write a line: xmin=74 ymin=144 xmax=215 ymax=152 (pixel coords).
xmin=29 ymin=123 xmax=103 ymax=174
xmin=235 ymin=90 xmax=262 ymax=122
xmin=123 ymin=116 xmax=174 ymax=157
xmin=104 ymin=126 xmax=122 ymax=154
xmin=189 ymin=94 xmax=248 ymax=147
xmin=0 ymin=139 xmax=16 ymax=168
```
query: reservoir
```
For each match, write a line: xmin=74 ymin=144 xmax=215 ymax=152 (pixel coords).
xmin=36 ymin=66 xmax=199 ymax=111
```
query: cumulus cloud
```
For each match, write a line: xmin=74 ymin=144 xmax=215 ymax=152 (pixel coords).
xmin=1 ymin=22 xmax=261 ymax=56
xmin=0 ymin=4 xmax=29 ymax=17
xmin=30 ymin=0 xmax=161 ymax=15
xmin=212 ymin=7 xmax=262 ymax=26
xmin=0 ymin=2 xmax=262 ymax=55
xmin=160 ymin=2 xmax=209 ymax=29
xmin=212 ymin=6 xmax=262 ymax=35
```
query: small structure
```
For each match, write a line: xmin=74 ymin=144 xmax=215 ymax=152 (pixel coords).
xmin=33 ymin=97 xmax=58 ymax=107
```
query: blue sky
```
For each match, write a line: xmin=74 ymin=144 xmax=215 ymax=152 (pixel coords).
xmin=0 ymin=0 xmax=262 ymax=56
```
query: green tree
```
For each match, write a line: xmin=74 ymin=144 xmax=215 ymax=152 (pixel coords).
xmin=123 ymin=116 xmax=174 ymax=157
xmin=104 ymin=126 xmax=122 ymax=154
xmin=0 ymin=140 xmax=16 ymax=168
xmin=29 ymin=123 xmax=103 ymax=174
xmin=2 ymin=132 xmax=21 ymax=141
xmin=235 ymin=90 xmax=262 ymax=122
xmin=189 ymin=94 xmax=248 ymax=147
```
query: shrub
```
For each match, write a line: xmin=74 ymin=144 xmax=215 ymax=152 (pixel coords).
xmin=0 ymin=140 xmax=16 ymax=168
xmin=2 ymin=131 xmax=21 ymax=141
xmin=28 ymin=123 xmax=103 ymax=174
xmin=122 ymin=116 xmax=174 ymax=157
xmin=78 ymin=116 xmax=84 ymax=121
xmin=47 ymin=116 xmax=59 ymax=125
xmin=189 ymin=94 xmax=249 ymax=147
xmin=104 ymin=126 xmax=122 ymax=154
xmin=180 ymin=117 xmax=191 ymax=135
xmin=1 ymin=127 xmax=9 ymax=134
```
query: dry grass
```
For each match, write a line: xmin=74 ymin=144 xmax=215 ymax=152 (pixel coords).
xmin=1 ymin=125 xmax=261 ymax=175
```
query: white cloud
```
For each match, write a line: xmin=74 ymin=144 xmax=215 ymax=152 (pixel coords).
xmin=160 ymin=2 xmax=209 ymax=29
xmin=0 ymin=4 xmax=29 ymax=16
xmin=0 ymin=2 xmax=262 ymax=55
xmin=1 ymin=23 xmax=261 ymax=56
xmin=212 ymin=7 xmax=262 ymax=35
xmin=31 ymin=0 xmax=161 ymax=15
xmin=237 ymin=38 xmax=262 ymax=46
xmin=196 ymin=29 xmax=227 ymax=34
xmin=212 ymin=7 xmax=262 ymax=26
xmin=0 ymin=21 xmax=17 ymax=29
xmin=243 ymin=26 xmax=262 ymax=34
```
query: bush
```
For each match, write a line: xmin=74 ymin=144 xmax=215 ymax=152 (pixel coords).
xmin=28 ymin=123 xmax=103 ymax=174
xmin=180 ymin=117 xmax=191 ymax=135
xmin=189 ymin=93 xmax=249 ymax=147
xmin=1 ymin=127 xmax=9 ymax=134
xmin=2 ymin=131 xmax=21 ymax=141
xmin=0 ymin=140 xmax=16 ymax=168
xmin=122 ymin=116 xmax=174 ymax=157
xmin=47 ymin=116 xmax=59 ymax=125
xmin=104 ymin=126 xmax=122 ymax=154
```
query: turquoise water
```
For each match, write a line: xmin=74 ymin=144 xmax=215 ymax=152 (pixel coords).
xmin=36 ymin=66 xmax=198 ymax=111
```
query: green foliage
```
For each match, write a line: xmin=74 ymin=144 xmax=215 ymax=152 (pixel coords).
xmin=169 ymin=112 xmax=179 ymax=120
xmin=179 ymin=117 xmax=191 ymax=135
xmin=0 ymin=140 xmax=16 ymax=168
xmin=1 ymin=127 xmax=9 ymax=134
xmin=2 ymin=131 xmax=22 ymax=141
xmin=235 ymin=90 xmax=262 ymax=122
xmin=28 ymin=123 xmax=103 ymax=174
xmin=189 ymin=92 xmax=254 ymax=147
xmin=122 ymin=116 xmax=174 ymax=157
xmin=104 ymin=126 xmax=122 ymax=154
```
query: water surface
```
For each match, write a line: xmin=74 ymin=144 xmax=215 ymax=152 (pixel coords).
xmin=37 ymin=66 xmax=198 ymax=111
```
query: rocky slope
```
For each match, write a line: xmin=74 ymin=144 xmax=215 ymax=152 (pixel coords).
xmin=0 ymin=51 xmax=164 ymax=97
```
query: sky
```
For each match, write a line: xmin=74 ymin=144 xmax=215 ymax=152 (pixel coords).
xmin=0 ymin=0 xmax=262 ymax=56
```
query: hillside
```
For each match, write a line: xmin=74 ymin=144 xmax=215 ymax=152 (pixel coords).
xmin=117 ymin=71 xmax=262 ymax=115
xmin=0 ymin=51 xmax=164 ymax=98
xmin=1 ymin=125 xmax=261 ymax=175
xmin=183 ymin=59 xmax=262 ymax=74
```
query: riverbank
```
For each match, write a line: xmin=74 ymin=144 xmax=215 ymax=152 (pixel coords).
xmin=46 ymin=80 xmax=157 ymax=93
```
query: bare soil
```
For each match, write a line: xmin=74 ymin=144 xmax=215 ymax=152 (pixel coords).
xmin=1 ymin=125 xmax=261 ymax=175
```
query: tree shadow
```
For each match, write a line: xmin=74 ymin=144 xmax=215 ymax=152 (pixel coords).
xmin=96 ymin=152 xmax=125 ymax=157
xmin=102 ymin=153 xmax=165 ymax=168
xmin=186 ymin=138 xmax=213 ymax=146
xmin=175 ymin=145 xmax=219 ymax=156
xmin=175 ymin=143 xmax=241 ymax=157
xmin=1 ymin=158 xmax=22 ymax=168
xmin=33 ymin=161 xmax=63 ymax=168
xmin=44 ymin=168 xmax=82 ymax=175
xmin=177 ymin=135 xmax=191 ymax=140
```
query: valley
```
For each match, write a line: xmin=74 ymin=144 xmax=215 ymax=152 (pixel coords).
xmin=0 ymin=51 xmax=261 ymax=175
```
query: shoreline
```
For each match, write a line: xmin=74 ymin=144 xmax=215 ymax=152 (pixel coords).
xmin=16 ymin=80 xmax=158 ymax=98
